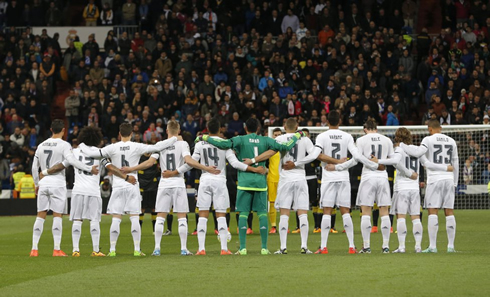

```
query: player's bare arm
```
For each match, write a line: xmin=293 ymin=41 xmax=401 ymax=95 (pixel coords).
xmin=183 ymin=155 xmax=221 ymax=175
xmin=243 ymin=149 xmax=277 ymax=165
xmin=121 ymin=157 xmax=157 ymax=173
xmin=106 ymin=164 xmax=137 ymax=185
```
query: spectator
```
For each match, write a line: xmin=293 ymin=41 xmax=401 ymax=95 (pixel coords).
xmin=143 ymin=123 xmax=162 ymax=142
xmin=65 ymin=90 xmax=80 ymax=128
xmin=463 ymin=159 xmax=473 ymax=185
xmin=281 ymin=9 xmax=299 ymax=33
xmin=45 ymin=1 xmax=62 ymax=26
xmin=227 ymin=112 xmax=244 ymax=137
xmin=100 ymin=3 xmax=114 ymax=25
xmin=10 ymin=127 xmax=24 ymax=146
xmin=122 ymin=0 xmax=137 ymax=25
xmin=83 ymin=0 xmax=100 ymax=26
xmin=182 ymin=114 xmax=199 ymax=138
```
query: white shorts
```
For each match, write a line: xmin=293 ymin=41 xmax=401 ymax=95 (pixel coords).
xmin=390 ymin=190 xmax=420 ymax=216
xmin=197 ymin=179 xmax=230 ymax=212
xmin=320 ymin=181 xmax=351 ymax=208
xmin=70 ymin=193 xmax=102 ymax=221
xmin=107 ymin=186 xmax=141 ymax=215
xmin=424 ymin=179 xmax=455 ymax=209
xmin=275 ymin=180 xmax=309 ymax=211
xmin=37 ymin=186 xmax=67 ymax=214
xmin=356 ymin=177 xmax=391 ymax=207
xmin=156 ymin=187 xmax=189 ymax=213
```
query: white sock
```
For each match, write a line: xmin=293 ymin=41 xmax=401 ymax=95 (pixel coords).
xmin=32 ymin=217 xmax=45 ymax=250
xmin=130 ymin=216 xmax=141 ymax=251
xmin=361 ymin=215 xmax=371 ymax=248
xmin=217 ymin=217 xmax=228 ymax=251
xmin=412 ymin=219 xmax=423 ymax=249
xmin=279 ymin=215 xmax=289 ymax=250
xmin=342 ymin=214 xmax=355 ymax=248
xmin=428 ymin=214 xmax=438 ymax=249
xmin=320 ymin=215 xmax=331 ymax=249
xmin=446 ymin=215 xmax=456 ymax=249
xmin=52 ymin=217 xmax=63 ymax=250
xmin=72 ymin=221 xmax=82 ymax=252
xmin=380 ymin=215 xmax=391 ymax=249
xmin=178 ymin=218 xmax=188 ymax=250
xmin=197 ymin=217 xmax=208 ymax=251
xmin=396 ymin=218 xmax=407 ymax=249
xmin=109 ymin=217 xmax=121 ymax=252
xmin=90 ymin=221 xmax=100 ymax=252
xmin=299 ymin=214 xmax=309 ymax=249
xmin=154 ymin=217 xmax=165 ymax=250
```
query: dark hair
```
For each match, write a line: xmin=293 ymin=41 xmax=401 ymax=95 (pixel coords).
xmin=51 ymin=119 xmax=65 ymax=134
xmin=364 ymin=119 xmax=377 ymax=131
xmin=245 ymin=118 xmax=259 ymax=133
xmin=207 ymin=118 xmax=220 ymax=134
xmin=327 ymin=110 xmax=341 ymax=126
xmin=428 ymin=119 xmax=441 ymax=129
xmin=273 ymin=127 xmax=282 ymax=133
xmin=78 ymin=126 xmax=103 ymax=147
xmin=119 ymin=123 xmax=133 ymax=137
xmin=302 ymin=128 xmax=310 ymax=133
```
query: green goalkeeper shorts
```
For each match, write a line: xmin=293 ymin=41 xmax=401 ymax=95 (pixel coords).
xmin=236 ymin=190 xmax=267 ymax=213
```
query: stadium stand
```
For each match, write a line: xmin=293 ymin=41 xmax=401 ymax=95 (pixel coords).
xmin=0 ymin=0 xmax=489 ymax=198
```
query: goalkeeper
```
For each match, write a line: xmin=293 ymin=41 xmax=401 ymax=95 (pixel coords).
xmin=196 ymin=118 xmax=303 ymax=255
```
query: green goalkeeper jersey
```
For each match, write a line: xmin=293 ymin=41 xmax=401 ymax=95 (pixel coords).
xmin=206 ymin=133 xmax=298 ymax=191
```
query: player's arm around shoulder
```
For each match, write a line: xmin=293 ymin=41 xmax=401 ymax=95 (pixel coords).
xmin=104 ymin=159 xmax=137 ymax=184
xmin=122 ymin=155 xmax=158 ymax=174
xmin=227 ymin=149 xmax=266 ymax=174
xmin=199 ymin=134 xmax=237 ymax=149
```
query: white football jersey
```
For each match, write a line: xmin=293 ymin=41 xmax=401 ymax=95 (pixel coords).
xmin=190 ymin=137 xmax=248 ymax=181
xmin=315 ymin=129 xmax=359 ymax=182
xmin=79 ymin=137 xmax=177 ymax=188
xmin=156 ymin=141 xmax=191 ymax=188
xmin=276 ymin=133 xmax=314 ymax=181
xmin=72 ymin=148 xmax=111 ymax=197
xmin=402 ymin=133 xmax=458 ymax=185
xmin=33 ymin=138 xmax=92 ymax=187
xmin=356 ymin=132 xmax=394 ymax=180
xmin=392 ymin=147 xmax=419 ymax=191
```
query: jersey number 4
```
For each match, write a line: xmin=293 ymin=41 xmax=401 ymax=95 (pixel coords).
xmin=203 ymin=148 xmax=219 ymax=166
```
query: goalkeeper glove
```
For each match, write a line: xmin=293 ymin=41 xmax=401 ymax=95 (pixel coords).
xmin=195 ymin=135 xmax=209 ymax=143
xmin=294 ymin=130 xmax=306 ymax=138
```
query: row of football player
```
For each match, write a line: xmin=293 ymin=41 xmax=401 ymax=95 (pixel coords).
xmin=206 ymin=114 xmax=458 ymax=255
xmin=29 ymin=113 xmax=457 ymax=256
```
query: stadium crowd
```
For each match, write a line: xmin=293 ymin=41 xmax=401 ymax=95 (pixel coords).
xmin=1 ymin=0 xmax=490 ymax=190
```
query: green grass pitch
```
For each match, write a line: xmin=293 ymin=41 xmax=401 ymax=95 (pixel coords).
xmin=1 ymin=210 xmax=489 ymax=296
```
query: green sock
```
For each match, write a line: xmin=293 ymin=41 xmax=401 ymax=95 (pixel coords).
xmin=239 ymin=214 xmax=248 ymax=250
xmin=258 ymin=212 xmax=268 ymax=249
